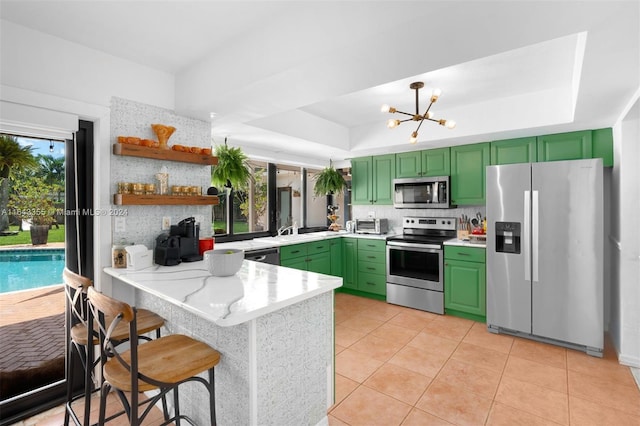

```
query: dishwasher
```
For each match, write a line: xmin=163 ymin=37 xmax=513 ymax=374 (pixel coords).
xmin=244 ymin=247 xmax=280 ymax=265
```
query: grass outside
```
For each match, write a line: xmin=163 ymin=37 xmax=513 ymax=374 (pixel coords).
xmin=214 ymin=221 xmax=249 ymax=234
xmin=0 ymin=225 xmax=65 ymax=246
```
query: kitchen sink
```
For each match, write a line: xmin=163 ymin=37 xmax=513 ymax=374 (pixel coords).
xmin=253 ymin=231 xmax=345 ymax=245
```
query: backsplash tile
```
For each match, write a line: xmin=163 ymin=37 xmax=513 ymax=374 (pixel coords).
xmin=110 ymin=97 xmax=213 ymax=248
xmin=352 ymin=205 xmax=486 ymax=234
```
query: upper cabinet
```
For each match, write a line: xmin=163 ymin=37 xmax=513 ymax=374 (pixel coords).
xmin=351 ymin=154 xmax=395 ymax=205
xmin=450 ymin=142 xmax=490 ymax=206
xmin=396 ymin=148 xmax=450 ymax=178
xmin=537 ymin=130 xmax=592 ymax=163
xmin=591 ymin=128 xmax=614 ymax=167
xmin=351 ymin=157 xmax=372 ymax=205
xmin=490 ymin=137 xmax=537 ymax=165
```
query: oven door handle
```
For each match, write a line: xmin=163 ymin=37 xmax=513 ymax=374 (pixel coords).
xmin=386 ymin=241 xmax=441 ymax=252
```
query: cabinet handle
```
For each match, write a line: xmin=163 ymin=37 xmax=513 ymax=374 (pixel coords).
xmin=366 ymin=282 xmax=375 ymax=286
xmin=457 ymin=252 xmax=470 ymax=256
xmin=291 ymin=250 xmax=301 ymax=254
xmin=367 ymin=255 xmax=376 ymax=259
xmin=367 ymin=267 xmax=375 ymax=270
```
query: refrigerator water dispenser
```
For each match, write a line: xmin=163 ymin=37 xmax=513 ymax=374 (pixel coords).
xmin=495 ymin=222 xmax=521 ymax=254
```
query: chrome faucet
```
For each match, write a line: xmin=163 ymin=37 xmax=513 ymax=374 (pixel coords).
xmin=277 ymin=225 xmax=294 ymax=236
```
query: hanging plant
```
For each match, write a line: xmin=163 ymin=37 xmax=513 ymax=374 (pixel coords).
xmin=313 ymin=160 xmax=347 ymax=196
xmin=211 ymin=138 xmax=253 ymax=189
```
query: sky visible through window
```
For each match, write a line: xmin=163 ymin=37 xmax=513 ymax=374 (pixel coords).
xmin=17 ymin=136 xmax=65 ymax=159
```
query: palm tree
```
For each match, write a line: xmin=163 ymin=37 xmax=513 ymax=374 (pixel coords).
xmin=36 ymin=154 xmax=65 ymax=201
xmin=0 ymin=134 xmax=37 ymax=231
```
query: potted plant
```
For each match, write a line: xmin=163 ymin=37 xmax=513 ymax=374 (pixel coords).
xmin=211 ymin=138 xmax=253 ymax=189
xmin=312 ymin=161 xmax=347 ymax=196
xmin=8 ymin=175 xmax=56 ymax=245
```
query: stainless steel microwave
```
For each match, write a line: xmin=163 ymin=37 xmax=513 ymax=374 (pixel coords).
xmin=393 ymin=176 xmax=450 ymax=209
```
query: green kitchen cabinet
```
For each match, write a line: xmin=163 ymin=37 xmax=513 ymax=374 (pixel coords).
xmin=592 ymin=128 xmax=613 ymax=167
xmin=329 ymin=238 xmax=343 ymax=277
xmin=356 ymin=239 xmax=386 ymax=296
xmin=396 ymin=148 xmax=450 ymax=178
xmin=280 ymin=243 xmax=307 ymax=267
xmin=395 ymin=151 xmax=421 ymax=178
xmin=490 ymin=137 xmax=537 ymax=165
xmin=537 ymin=130 xmax=592 ymax=162
xmin=308 ymin=251 xmax=331 ymax=275
xmin=422 ymin=148 xmax=451 ymax=176
xmin=450 ymin=142 xmax=490 ymax=205
xmin=351 ymin=154 xmax=395 ymax=205
xmin=444 ymin=246 xmax=486 ymax=322
xmin=351 ymin=157 xmax=373 ymax=205
xmin=280 ymin=241 xmax=331 ymax=275
xmin=342 ymin=238 xmax=358 ymax=290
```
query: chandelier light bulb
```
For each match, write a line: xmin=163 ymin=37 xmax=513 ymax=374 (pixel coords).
xmin=382 ymin=82 xmax=456 ymax=144
xmin=409 ymin=132 xmax=418 ymax=144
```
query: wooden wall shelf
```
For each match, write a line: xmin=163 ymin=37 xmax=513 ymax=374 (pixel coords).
xmin=113 ymin=144 xmax=218 ymax=165
xmin=114 ymin=194 xmax=220 ymax=206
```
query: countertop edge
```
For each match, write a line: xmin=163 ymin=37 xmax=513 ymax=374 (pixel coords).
xmin=104 ymin=263 xmax=342 ymax=327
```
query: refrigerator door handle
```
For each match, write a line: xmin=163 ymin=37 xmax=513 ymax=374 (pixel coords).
xmin=524 ymin=190 xmax=530 ymax=281
xmin=532 ymin=190 xmax=539 ymax=283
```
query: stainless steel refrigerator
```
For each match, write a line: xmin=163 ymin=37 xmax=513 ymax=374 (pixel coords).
xmin=486 ymin=158 xmax=604 ymax=357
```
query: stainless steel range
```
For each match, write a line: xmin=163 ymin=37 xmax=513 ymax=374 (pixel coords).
xmin=386 ymin=216 xmax=456 ymax=314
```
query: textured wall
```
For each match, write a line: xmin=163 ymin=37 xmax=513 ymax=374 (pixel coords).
xmin=135 ymin=289 xmax=333 ymax=426
xmin=110 ymin=97 xmax=213 ymax=249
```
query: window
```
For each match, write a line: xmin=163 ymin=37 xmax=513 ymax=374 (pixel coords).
xmin=213 ymin=160 xmax=350 ymax=240
xmin=275 ymin=164 xmax=302 ymax=229
xmin=213 ymin=161 xmax=268 ymax=236
xmin=305 ymin=168 xmax=328 ymax=228
xmin=234 ymin=161 xmax=268 ymax=234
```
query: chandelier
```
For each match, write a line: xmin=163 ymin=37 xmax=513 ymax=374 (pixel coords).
xmin=381 ymin=81 xmax=456 ymax=144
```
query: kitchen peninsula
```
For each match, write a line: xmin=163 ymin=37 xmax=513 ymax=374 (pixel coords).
xmin=104 ymin=260 xmax=341 ymax=426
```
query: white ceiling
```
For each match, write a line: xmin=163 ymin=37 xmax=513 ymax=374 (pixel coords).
xmin=1 ymin=1 xmax=638 ymax=167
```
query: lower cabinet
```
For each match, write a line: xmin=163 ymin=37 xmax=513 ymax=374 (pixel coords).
xmin=329 ymin=238 xmax=343 ymax=277
xmin=356 ymin=239 xmax=386 ymax=297
xmin=444 ymin=246 xmax=486 ymax=322
xmin=280 ymin=240 xmax=332 ymax=275
xmin=342 ymin=238 xmax=358 ymax=290
xmin=336 ymin=237 xmax=387 ymax=299
xmin=280 ymin=237 xmax=387 ymax=299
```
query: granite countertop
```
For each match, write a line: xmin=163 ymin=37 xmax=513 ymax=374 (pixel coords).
xmin=104 ymin=260 xmax=342 ymax=327
xmin=214 ymin=230 xmax=392 ymax=251
xmin=444 ymin=238 xmax=487 ymax=248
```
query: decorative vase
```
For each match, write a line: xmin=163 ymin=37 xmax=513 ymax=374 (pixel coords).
xmin=151 ymin=124 xmax=176 ymax=150
xmin=328 ymin=214 xmax=341 ymax=231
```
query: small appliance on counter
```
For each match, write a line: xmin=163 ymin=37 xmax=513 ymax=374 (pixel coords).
xmin=355 ymin=218 xmax=389 ymax=234
xmin=154 ymin=217 xmax=202 ymax=266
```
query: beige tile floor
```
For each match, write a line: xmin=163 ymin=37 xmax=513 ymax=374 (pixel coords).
xmin=17 ymin=291 xmax=640 ymax=426
xmin=14 ymin=391 xmax=172 ymax=426
xmin=330 ymin=293 xmax=640 ymax=426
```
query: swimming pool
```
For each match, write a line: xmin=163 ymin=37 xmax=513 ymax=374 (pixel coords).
xmin=0 ymin=249 xmax=65 ymax=293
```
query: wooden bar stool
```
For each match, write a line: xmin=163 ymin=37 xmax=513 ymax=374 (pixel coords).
xmin=87 ymin=287 xmax=221 ymax=426
xmin=62 ymin=268 xmax=165 ymax=426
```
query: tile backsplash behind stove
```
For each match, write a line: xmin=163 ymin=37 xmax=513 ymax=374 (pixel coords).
xmin=351 ymin=205 xmax=486 ymax=235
